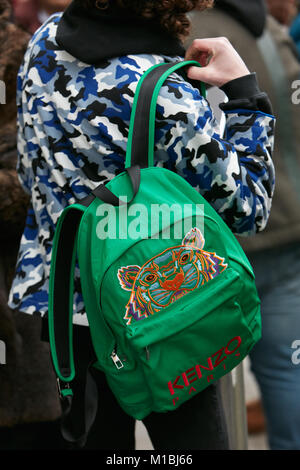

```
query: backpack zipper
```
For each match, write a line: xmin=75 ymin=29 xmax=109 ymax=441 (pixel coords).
xmin=111 ymin=348 xmax=124 ymax=369
xmin=97 ymin=286 xmax=125 ymax=370
xmin=145 ymin=346 xmax=150 ymax=361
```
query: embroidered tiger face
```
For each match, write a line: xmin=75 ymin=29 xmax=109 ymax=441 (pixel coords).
xmin=117 ymin=228 xmax=227 ymax=324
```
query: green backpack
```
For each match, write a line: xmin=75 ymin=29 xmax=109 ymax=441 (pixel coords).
xmin=48 ymin=60 xmax=261 ymax=443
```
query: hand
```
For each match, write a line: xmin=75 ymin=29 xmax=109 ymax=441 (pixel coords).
xmin=185 ymin=37 xmax=250 ymax=87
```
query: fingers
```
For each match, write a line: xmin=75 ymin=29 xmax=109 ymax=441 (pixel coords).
xmin=185 ymin=38 xmax=229 ymax=85
xmin=186 ymin=65 xmax=220 ymax=87
xmin=184 ymin=37 xmax=250 ymax=87
xmin=186 ymin=65 xmax=208 ymax=81
xmin=185 ymin=38 xmax=214 ymax=61
xmin=185 ymin=37 xmax=230 ymax=61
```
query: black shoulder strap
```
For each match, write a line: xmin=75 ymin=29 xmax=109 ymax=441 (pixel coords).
xmin=126 ymin=60 xmax=205 ymax=169
xmin=49 ymin=205 xmax=85 ymax=384
xmin=129 ymin=62 xmax=181 ymax=168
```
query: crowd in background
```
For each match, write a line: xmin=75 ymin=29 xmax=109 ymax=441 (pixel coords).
xmin=12 ymin=0 xmax=70 ymax=33
xmin=0 ymin=0 xmax=300 ymax=451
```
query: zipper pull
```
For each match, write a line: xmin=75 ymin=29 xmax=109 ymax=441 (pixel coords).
xmin=145 ymin=346 xmax=150 ymax=361
xmin=111 ymin=349 xmax=124 ymax=369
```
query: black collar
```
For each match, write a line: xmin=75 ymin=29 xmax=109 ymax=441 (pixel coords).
xmin=56 ymin=0 xmax=185 ymax=65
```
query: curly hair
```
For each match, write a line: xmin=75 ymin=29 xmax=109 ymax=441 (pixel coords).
xmin=82 ymin=0 xmax=214 ymax=39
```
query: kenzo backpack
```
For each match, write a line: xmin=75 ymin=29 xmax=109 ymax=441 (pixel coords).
xmin=48 ymin=60 xmax=261 ymax=445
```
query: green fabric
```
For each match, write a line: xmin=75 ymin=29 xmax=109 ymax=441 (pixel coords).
xmin=77 ymin=167 xmax=260 ymax=418
xmin=48 ymin=61 xmax=261 ymax=419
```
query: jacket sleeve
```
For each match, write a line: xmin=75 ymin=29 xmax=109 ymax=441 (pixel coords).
xmin=155 ymin=72 xmax=276 ymax=236
xmin=15 ymin=54 xmax=34 ymax=197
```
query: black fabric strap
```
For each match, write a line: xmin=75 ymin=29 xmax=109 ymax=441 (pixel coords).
xmin=92 ymin=165 xmax=140 ymax=206
xmin=52 ymin=208 xmax=83 ymax=379
xmin=81 ymin=165 xmax=140 ymax=207
xmin=130 ymin=62 xmax=181 ymax=168
xmin=60 ymin=365 xmax=98 ymax=449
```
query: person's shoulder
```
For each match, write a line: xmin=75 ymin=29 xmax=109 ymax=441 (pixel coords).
xmin=154 ymin=55 xmax=208 ymax=108
xmin=105 ymin=54 xmax=202 ymax=91
xmin=20 ymin=13 xmax=67 ymax=82
xmin=118 ymin=54 xmax=207 ymax=106
xmin=26 ymin=13 xmax=62 ymax=55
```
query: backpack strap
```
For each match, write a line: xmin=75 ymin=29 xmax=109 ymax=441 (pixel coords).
xmin=48 ymin=204 xmax=85 ymax=386
xmin=48 ymin=202 xmax=98 ymax=447
xmin=125 ymin=59 xmax=206 ymax=169
xmin=79 ymin=61 xmax=205 ymax=208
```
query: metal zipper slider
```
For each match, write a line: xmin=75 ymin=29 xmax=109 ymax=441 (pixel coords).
xmin=111 ymin=350 xmax=124 ymax=369
xmin=145 ymin=346 xmax=150 ymax=361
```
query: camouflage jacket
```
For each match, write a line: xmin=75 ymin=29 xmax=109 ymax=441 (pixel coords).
xmin=8 ymin=14 xmax=276 ymax=325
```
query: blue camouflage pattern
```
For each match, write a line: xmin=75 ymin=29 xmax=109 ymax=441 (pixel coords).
xmin=8 ymin=14 xmax=275 ymax=325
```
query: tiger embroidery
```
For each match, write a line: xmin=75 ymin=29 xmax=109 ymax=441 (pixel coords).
xmin=117 ymin=228 xmax=228 ymax=325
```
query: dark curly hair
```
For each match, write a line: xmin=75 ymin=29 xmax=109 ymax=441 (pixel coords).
xmin=82 ymin=0 xmax=214 ymax=39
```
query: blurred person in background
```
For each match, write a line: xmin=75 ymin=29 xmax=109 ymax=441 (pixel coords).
xmin=186 ymin=0 xmax=300 ymax=450
xmin=266 ymin=0 xmax=298 ymax=25
xmin=291 ymin=3 xmax=300 ymax=57
xmin=0 ymin=0 xmax=63 ymax=449
xmin=267 ymin=0 xmax=300 ymax=58
xmin=12 ymin=0 xmax=71 ymax=34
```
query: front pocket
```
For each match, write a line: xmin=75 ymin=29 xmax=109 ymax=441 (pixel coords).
xmin=126 ymin=268 xmax=258 ymax=413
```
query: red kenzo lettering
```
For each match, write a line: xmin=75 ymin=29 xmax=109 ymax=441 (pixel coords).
xmin=225 ymin=336 xmax=242 ymax=355
xmin=211 ymin=347 xmax=227 ymax=367
xmin=182 ymin=367 xmax=198 ymax=386
xmin=195 ymin=357 xmax=214 ymax=379
xmin=167 ymin=336 xmax=243 ymax=397
xmin=168 ymin=375 xmax=185 ymax=395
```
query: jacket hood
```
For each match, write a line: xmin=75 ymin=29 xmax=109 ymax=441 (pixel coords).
xmin=56 ymin=0 xmax=185 ymax=65
xmin=215 ymin=0 xmax=267 ymax=38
